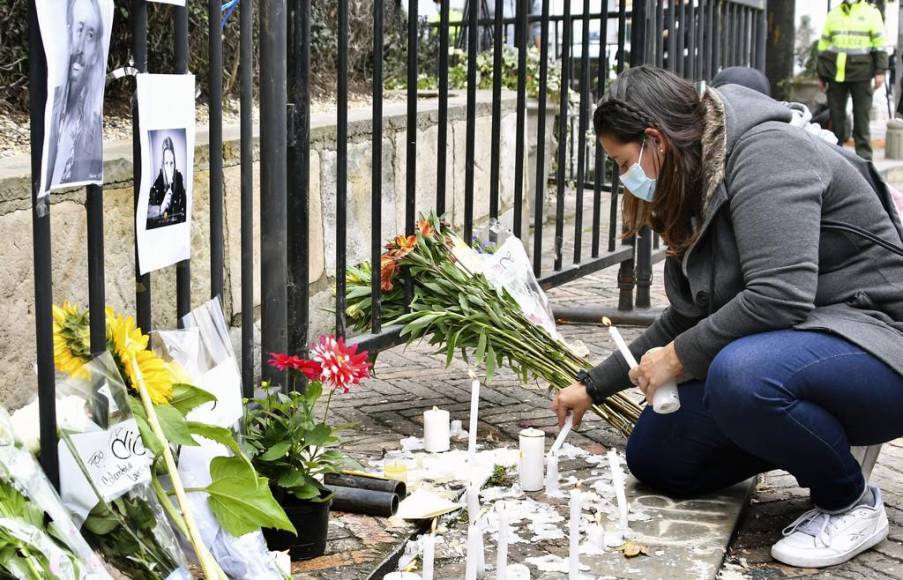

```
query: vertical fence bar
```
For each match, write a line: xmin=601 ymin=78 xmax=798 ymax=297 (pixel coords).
xmin=260 ymin=0 xmax=288 ymax=382
xmin=133 ymin=0 xmax=151 ymax=334
xmin=756 ymin=5 xmax=767 ymax=72
xmin=175 ymin=4 xmax=191 ymax=323
xmin=741 ymin=7 xmax=748 ymax=67
xmin=592 ymin=0 xmax=609 ymax=259
xmin=532 ymin=0 xmax=551 ymax=276
xmin=437 ymin=0 xmax=450 ymax=216
xmin=404 ymin=0 xmax=418 ymax=303
xmin=668 ymin=0 xmax=677 ymax=73
xmin=725 ymin=2 xmax=733 ymax=66
xmin=240 ymin=0 xmax=254 ymax=397
xmin=688 ymin=0 xmax=696 ymax=79
xmin=489 ymin=0 xmax=504 ymax=238
xmin=573 ymin=3 xmax=590 ymax=264
xmin=704 ymin=0 xmax=714 ymax=79
xmin=87 ymin=183 xmax=105 ymax=355
xmin=371 ymin=1 xmax=384 ymax=334
xmin=632 ymin=0 xmax=652 ymax=309
xmin=553 ymin=0 xmax=571 ymax=272
xmin=697 ymin=0 xmax=706 ymax=80
xmin=464 ymin=0 xmax=478 ymax=243
xmin=287 ymin=0 xmax=311 ymax=362
xmin=617 ymin=0 xmax=627 ymax=73
xmin=29 ymin=0 xmax=58 ymax=489
xmin=656 ymin=0 xmax=665 ymax=68
xmin=677 ymin=0 xmax=685 ymax=76
xmin=712 ymin=0 xmax=721 ymax=74
xmin=336 ymin=0 xmax=348 ymax=338
xmin=209 ymin=0 xmax=225 ymax=302
xmin=513 ymin=0 xmax=528 ymax=239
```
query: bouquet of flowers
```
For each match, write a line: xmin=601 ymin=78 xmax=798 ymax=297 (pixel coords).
xmin=50 ymin=302 xmax=294 ymax=579
xmin=0 ymin=408 xmax=111 ymax=579
xmin=345 ymin=214 xmax=642 ymax=435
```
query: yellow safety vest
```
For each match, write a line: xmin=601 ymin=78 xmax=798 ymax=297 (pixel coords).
xmin=817 ymin=1 xmax=887 ymax=83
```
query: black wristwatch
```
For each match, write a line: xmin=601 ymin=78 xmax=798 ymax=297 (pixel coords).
xmin=575 ymin=370 xmax=599 ymax=400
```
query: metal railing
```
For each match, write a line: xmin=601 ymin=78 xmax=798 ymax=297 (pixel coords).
xmin=26 ymin=0 xmax=767 ymax=485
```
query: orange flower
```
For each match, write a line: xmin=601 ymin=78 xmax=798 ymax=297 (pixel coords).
xmin=386 ymin=234 xmax=417 ymax=259
xmin=417 ymin=219 xmax=435 ymax=237
xmin=380 ymin=255 xmax=398 ymax=292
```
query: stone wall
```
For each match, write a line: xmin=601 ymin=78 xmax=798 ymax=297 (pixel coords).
xmin=0 ymin=91 xmax=526 ymax=406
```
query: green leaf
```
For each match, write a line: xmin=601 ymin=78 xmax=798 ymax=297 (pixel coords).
xmin=305 ymin=423 xmax=334 ymax=447
xmin=475 ymin=331 xmax=488 ymax=365
xmin=154 ymin=404 xmax=198 ymax=447
xmin=276 ymin=469 xmax=307 ymax=489
xmin=486 ymin=344 xmax=497 ymax=383
xmin=169 ymin=383 xmax=217 ymax=416
xmin=204 ymin=456 xmax=296 ymax=536
xmin=187 ymin=422 xmax=246 ymax=460
xmin=258 ymin=441 xmax=291 ymax=461
xmin=303 ymin=380 xmax=323 ymax=408
xmin=133 ymin=413 xmax=163 ymax=456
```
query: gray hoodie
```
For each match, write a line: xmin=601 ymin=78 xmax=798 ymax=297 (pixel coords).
xmin=587 ymin=85 xmax=903 ymax=401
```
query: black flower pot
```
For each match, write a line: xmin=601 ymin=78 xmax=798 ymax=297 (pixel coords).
xmin=263 ymin=488 xmax=332 ymax=561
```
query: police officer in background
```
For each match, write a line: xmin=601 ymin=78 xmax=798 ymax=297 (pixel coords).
xmin=817 ymin=0 xmax=888 ymax=160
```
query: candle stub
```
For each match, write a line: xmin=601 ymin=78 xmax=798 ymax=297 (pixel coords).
xmin=518 ymin=428 xmax=545 ymax=492
xmin=645 ymin=347 xmax=681 ymax=414
xmin=545 ymin=452 xmax=560 ymax=496
xmin=423 ymin=407 xmax=450 ymax=453
xmin=568 ymin=489 xmax=583 ymax=580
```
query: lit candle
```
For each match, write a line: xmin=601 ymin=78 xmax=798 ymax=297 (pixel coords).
xmin=468 ymin=378 xmax=480 ymax=466
xmin=569 ymin=489 xmax=583 ymax=580
xmin=518 ymin=428 xmax=545 ymax=492
xmin=603 ymin=317 xmax=638 ymax=368
xmin=424 ymin=407 xmax=450 ymax=453
xmin=544 ymin=451 xmax=560 ymax=496
xmin=422 ymin=534 xmax=435 ymax=580
xmin=607 ymin=449 xmax=629 ymax=532
xmin=496 ymin=502 xmax=509 ymax=580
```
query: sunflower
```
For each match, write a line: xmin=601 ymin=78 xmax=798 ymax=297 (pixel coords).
xmin=106 ymin=307 xmax=173 ymax=405
xmin=52 ymin=302 xmax=91 ymax=378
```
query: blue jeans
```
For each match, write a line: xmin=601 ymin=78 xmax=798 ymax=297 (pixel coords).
xmin=625 ymin=329 xmax=903 ymax=511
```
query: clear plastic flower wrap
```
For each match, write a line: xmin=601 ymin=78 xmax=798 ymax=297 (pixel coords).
xmin=152 ymin=298 xmax=286 ymax=579
xmin=0 ymin=407 xmax=111 ymax=579
xmin=53 ymin=352 xmax=191 ymax=580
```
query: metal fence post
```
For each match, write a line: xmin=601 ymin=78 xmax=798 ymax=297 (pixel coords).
xmin=240 ymin=0 xmax=255 ymax=397
xmin=260 ymin=0 xmax=288 ymax=383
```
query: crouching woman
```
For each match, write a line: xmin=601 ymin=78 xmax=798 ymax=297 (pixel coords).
xmin=553 ymin=66 xmax=903 ymax=568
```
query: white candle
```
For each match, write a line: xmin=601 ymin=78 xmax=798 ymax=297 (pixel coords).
xmin=465 ymin=523 xmax=485 ymax=580
xmin=518 ymin=428 xmax=545 ymax=492
xmin=422 ymin=535 xmax=435 ymax=580
xmin=645 ymin=347 xmax=682 ymax=414
xmin=548 ymin=412 xmax=573 ymax=456
xmin=607 ymin=324 xmax=639 ymax=368
xmin=468 ymin=379 xmax=480 ymax=465
xmin=544 ymin=451 xmax=560 ymax=496
xmin=607 ymin=450 xmax=629 ymax=532
xmin=496 ymin=502 xmax=509 ymax=580
xmin=587 ymin=523 xmax=605 ymax=549
xmin=467 ymin=481 xmax=480 ymax=522
xmin=424 ymin=407 xmax=450 ymax=452
xmin=569 ymin=490 xmax=583 ymax=580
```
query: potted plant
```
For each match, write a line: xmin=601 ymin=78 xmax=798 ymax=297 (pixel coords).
xmin=244 ymin=336 xmax=371 ymax=560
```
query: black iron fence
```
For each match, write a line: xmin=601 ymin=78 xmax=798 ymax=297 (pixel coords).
xmin=26 ymin=0 xmax=766 ymax=486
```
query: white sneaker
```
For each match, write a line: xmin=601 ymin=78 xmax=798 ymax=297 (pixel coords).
xmin=771 ymin=484 xmax=889 ymax=568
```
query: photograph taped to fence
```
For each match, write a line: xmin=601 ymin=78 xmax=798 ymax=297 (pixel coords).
xmin=36 ymin=0 xmax=114 ymax=200
xmin=136 ymin=73 xmax=196 ymax=275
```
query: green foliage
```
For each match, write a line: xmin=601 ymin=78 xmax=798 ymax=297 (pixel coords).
xmin=485 ymin=464 xmax=515 ymax=488
xmin=0 ymin=476 xmax=84 ymax=580
xmin=243 ymin=382 xmax=346 ymax=502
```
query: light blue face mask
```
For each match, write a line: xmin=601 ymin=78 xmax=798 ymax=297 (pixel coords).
xmin=621 ymin=140 xmax=657 ymax=202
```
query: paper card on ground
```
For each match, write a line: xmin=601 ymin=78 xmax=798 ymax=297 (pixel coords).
xmin=188 ymin=359 xmax=243 ymax=427
xmin=58 ymin=418 xmax=152 ymax=524
xmin=136 ymin=73 xmax=196 ymax=274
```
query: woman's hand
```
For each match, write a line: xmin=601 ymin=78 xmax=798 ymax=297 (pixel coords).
xmin=551 ymin=383 xmax=594 ymax=428
xmin=628 ymin=342 xmax=684 ymax=405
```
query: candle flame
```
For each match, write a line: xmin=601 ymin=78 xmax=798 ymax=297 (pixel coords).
xmin=602 ymin=316 xmax=612 ymax=327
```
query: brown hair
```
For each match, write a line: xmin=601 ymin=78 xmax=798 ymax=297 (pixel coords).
xmin=594 ymin=66 xmax=706 ymax=256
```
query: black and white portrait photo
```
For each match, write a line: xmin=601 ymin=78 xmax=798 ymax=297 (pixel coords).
xmin=37 ymin=0 xmax=114 ymax=197
xmin=136 ymin=74 xmax=196 ymax=275
xmin=145 ymin=130 xmax=188 ymax=230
